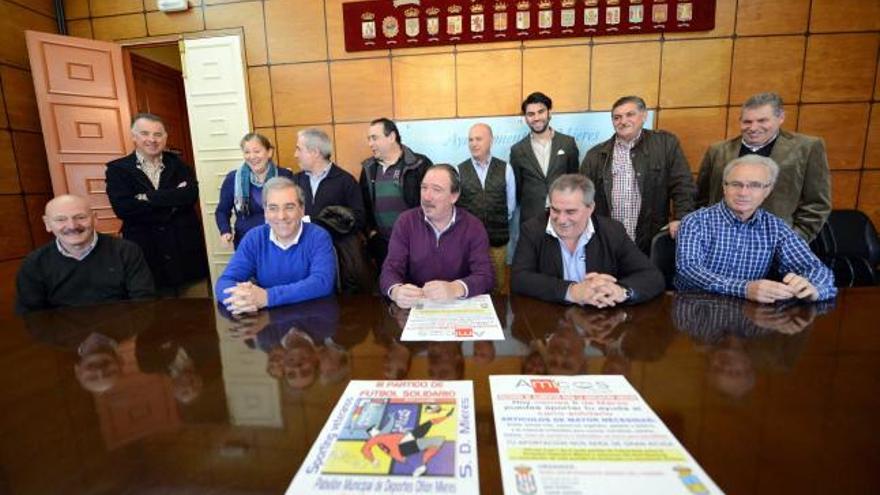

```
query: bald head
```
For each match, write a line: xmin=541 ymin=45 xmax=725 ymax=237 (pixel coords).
xmin=43 ymin=195 xmax=96 ymax=254
xmin=468 ymin=123 xmax=494 ymax=162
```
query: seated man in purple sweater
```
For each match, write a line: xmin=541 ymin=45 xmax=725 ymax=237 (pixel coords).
xmin=380 ymin=164 xmax=495 ymax=308
xmin=215 ymin=177 xmax=336 ymax=314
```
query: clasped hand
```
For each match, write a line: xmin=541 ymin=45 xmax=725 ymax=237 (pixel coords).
xmin=745 ymin=273 xmax=818 ymax=304
xmin=568 ymin=272 xmax=628 ymax=308
xmin=391 ymin=281 xmax=464 ymax=309
xmin=222 ymin=281 xmax=269 ymax=314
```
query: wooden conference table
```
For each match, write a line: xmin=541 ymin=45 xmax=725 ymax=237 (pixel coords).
xmin=2 ymin=288 xmax=878 ymax=494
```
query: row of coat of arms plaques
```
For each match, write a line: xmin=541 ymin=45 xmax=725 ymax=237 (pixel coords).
xmin=343 ymin=0 xmax=716 ymax=52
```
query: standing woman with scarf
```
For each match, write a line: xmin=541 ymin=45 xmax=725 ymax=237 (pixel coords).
xmin=216 ymin=133 xmax=294 ymax=248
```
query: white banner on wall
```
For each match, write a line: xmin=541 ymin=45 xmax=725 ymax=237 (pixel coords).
xmin=394 ymin=111 xmax=655 ymax=165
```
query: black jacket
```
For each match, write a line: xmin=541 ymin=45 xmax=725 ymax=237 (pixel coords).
xmin=511 ymin=213 xmax=665 ymax=305
xmin=359 ymin=145 xmax=432 ymax=236
xmin=580 ymin=129 xmax=695 ymax=253
xmin=105 ymin=151 xmax=208 ymax=288
xmin=294 ymin=163 xmax=366 ymax=233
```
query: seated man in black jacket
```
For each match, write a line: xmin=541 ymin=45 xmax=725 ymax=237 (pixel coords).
xmin=16 ymin=194 xmax=155 ymax=313
xmin=511 ymin=174 xmax=664 ymax=307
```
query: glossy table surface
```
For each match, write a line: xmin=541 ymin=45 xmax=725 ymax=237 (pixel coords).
xmin=2 ymin=288 xmax=879 ymax=494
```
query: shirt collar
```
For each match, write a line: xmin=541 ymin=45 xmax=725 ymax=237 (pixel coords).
xmin=615 ymin=129 xmax=642 ymax=148
xmin=135 ymin=151 xmax=164 ymax=168
xmin=719 ymin=201 xmax=764 ymax=225
xmin=471 ymin=156 xmax=492 ymax=168
xmin=741 ymin=132 xmax=779 ymax=152
xmin=545 ymin=216 xmax=595 ymax=243
xmin=530 ymin=127 xmax=555 ymax=144
xmin=423 ymin=207 xmax=457 ymax=238
xmin=306 ymin=162 xmax=332 ymax=179
xmin=56 ymin=232 xmax=99 ymax=261
xmin=269 ymin=222 xmax=304 ymax=250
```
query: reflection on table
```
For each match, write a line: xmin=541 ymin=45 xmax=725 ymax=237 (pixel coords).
xmin=5 ymin=288 xmax=879 ymax=494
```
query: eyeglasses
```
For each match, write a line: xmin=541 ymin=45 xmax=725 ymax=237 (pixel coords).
xmin=723 ymin=181 xmax=772 ymax=191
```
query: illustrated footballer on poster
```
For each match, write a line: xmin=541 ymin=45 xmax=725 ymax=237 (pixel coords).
xmin=287 ymin=380 xmax=479 ymax=494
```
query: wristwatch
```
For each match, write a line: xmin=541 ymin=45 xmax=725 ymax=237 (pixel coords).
xmin=620 ymin=284 xmax=634 ymax=302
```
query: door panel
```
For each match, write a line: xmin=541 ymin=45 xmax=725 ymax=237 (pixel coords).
xmin=26 ymin=31 xmax=133 ymax=235
xmin=129 ymin=53 xmax=194 ymax=167
xmin=181 ymin=35 xmax=252 ymax=286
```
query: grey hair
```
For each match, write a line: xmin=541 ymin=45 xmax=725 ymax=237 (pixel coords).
xmin=297 ymin=128 xmax=333 ymax=160
xmin=612 ymin=95 xmax=647 ymax=112
xmin=261 ymin=176 xmax=304 ymax=207
xmin=742 ymin=92 xmax=784 ymax=117
xmin=722 ymin=154 xmax=780 ymax=185
xmin=131 ymin=112 xmax=165 ymax=130
xmin=549 ymin=174 xmax=596 ymax=206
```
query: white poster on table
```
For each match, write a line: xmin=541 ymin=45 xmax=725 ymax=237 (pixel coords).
xmin=287 ymin=380 xmax=479 ymax=495
xmin=402 ymin=294 xmax=504 ymax=341
xmin=490 ymin=375 xmax=723 ymax=495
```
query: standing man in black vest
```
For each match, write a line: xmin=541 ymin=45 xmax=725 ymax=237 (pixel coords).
xmin=509 ymin=92 xmax=580 ymax=225
xmin=456 ymin=123 xmax=517 ymax=294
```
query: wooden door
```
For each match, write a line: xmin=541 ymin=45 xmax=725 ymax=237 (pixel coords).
xmin=25 ymin=31 xmax=133 ymax=234
xmin=129 ymin=53 xmax=195 ymax=167
xmin=181 ymin=35 xmax=252 ymax=286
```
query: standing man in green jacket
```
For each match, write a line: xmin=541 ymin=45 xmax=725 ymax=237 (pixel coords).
xmin=580 ymin=95 xmax=696 ymax=254
xmin=696 ymin=92 xmax=831 ymax=242
xmin=359 ymin=117 xmax=433 ymax=268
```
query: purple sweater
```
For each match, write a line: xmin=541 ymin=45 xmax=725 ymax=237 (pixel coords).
xmin=380 ymin=207 xmax=495 ymax=296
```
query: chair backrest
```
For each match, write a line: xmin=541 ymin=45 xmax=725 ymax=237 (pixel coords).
xmin=826 ymin=210 xmax=880 ymax=265
xmin=650 ymin=231 xmax=676 ymax=290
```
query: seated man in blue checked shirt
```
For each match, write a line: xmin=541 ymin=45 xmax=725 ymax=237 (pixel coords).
xmin=675 ymin=154 xmax=836 ymax=303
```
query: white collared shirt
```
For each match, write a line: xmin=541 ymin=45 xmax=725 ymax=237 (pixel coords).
xmin=306 ymin=162 xmax=332 ymax=198
xmin=545 ymin=217 xmax=595 ymax=283
xmin=269 ymin=222 xmax=304 ymax=250
xmin=56 ymin=233 xmax=99 ymax=261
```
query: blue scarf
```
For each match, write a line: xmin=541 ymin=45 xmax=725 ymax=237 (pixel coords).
xmin=234 ymin=160 xmax=278 ymax=217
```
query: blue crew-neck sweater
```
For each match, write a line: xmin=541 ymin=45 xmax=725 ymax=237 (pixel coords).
xmin=214 ymin=223 xmax=336 ymax=307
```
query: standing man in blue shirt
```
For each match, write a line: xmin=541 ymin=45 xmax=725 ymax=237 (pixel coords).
xmin=675 ymin=155 xmax=836 ymax=302
xmin=456 ymin=123 xmax=517 ymax=294
xmin=215 ymin=177 xmax=336 ymax=313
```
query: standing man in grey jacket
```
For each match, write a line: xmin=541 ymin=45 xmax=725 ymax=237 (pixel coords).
xmin=696 ymin=92 xmax=831 ymax=242
xmin=580 ymin=95 xmax=696 ymax=254
xmin=510 ymin=92 xmax=580 ymax=225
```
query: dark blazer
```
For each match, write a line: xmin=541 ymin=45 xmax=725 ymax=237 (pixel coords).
xmin=105 ymin=151 xmax=208 ymax=288
xmin=509 ymin=131 xmax=579 ymax=224
xmin=294 ymin=163 xmax=366 ymax=233
xmin=580 ymin=129 xmax=696 ymax=254
xmin=511 ymin=213 xmax=665 ymax=305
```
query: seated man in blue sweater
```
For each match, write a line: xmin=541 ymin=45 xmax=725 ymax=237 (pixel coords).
xmin=215 ymin=177 xmax=337 ymax=314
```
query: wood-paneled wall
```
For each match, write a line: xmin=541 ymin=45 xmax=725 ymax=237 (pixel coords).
xmin=31 ymin=0 xmax=880 ymax=234
xmin=0 ymin=0 xmax=56 ymax=312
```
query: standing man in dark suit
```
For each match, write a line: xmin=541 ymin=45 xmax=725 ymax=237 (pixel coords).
xmin=105 ymin=113 xmax=208 ymax=294
xmin=512 ymin=174 xmax=664 ymax=307
xmin=696 ymin=92 xmax=831 ymax=242
xmin=580 ymin=95 xmax=695 ymax=254
xmin=509 ymin=92 xmax=580 ymax=225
